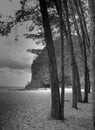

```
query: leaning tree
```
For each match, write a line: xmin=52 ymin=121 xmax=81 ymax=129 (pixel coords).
xmin=88 ymin=0 xmax=95 ymax=129
xmin=39 ymin=0 xmax=61 ymax=120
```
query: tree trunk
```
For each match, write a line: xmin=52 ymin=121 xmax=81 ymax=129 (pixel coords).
xmin=73 ymin=0 xmax=89 ymax=103
xmin=83 ymin=37 xmax=89 ymax=103
xmin=39 ymin=0 xmax=61 ymax=120
xmin=70 ymin=0 xmax=82 ymax=102
xmin=59 ymin=0 xmax=65 ymax=120
xmin=53 ymin=0 xmax=68 ymax=42
xmin=72 ymin=62 xmax=79 ymax=109
xmin=77 ymin=0 xmax=90 ymax=50
xmin=77 ymin=70 xmax=82 ymax=102
xmin=53 ymin=0 xmax=65 ymax=120
xmin=63 ymin=0 xmax=80 ymax=109
xmin=88 ymin=0 xmax=95 ymax=129
xmin=82 ymin=41 xmax=89 ymax=103
xmin=87 ymin=68 xmax=91 ymax=93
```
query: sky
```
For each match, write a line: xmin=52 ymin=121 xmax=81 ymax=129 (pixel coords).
xmin=0 ymin=0 xmax=42 ymax=87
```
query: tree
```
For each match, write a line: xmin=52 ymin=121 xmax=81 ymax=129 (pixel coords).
xmin=63 ymin=0 xmax=82 ymax=109
xmin=54 ymin=0 xmax=82 ymax=108
xmin=53 ymin=0 xmax=65 ymax=120
xmin=88 ymin=0 xmax=95 ymax=129
xmin=72 ymin=0 xmax=90 ymax=103
xmin=59 ymin=0 xmax=65 ymax=121
xmin=69 ymin=0 xmax=82 ymax=102
xmin=39 ymin=0 xmax=61 ymax=120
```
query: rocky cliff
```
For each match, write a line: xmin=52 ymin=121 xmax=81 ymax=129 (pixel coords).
xmin=25 ymin=36 xmax=83 ymax=89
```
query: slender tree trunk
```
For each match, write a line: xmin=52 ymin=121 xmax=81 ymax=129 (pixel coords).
xmin=77 ymin=0 xmax=90 ymax=50
xmin=75 ymin=0 xmax=91 ymax=95
xmin=39 ymin=0 xmax=61 ymax=120
xmin=59 ymin=0 xmax=65 ymax=120
xmin=63 ymin=0 xmax=80 ymax=109
xmin=53 ymin=0 xmax=68 ymax=42
xmin=83 ymin=38 xmax=89 ymax=103
xmin=73 ymin=0 xmax=90 ymax=51
xmin=88 ymin=0 xmax=95 ymax=129
xmin=72 ymin=61 xmax=79 ymax=109
xmin=70 ymin=0 xmax=82 ymax=102
xmin=77 ymin=70 xmax=82 ymax=102
xmin=70 ymin=0 xmax=83 ymax=52
xmin=73 ymin=0 xmax=89 ymax=103
xmin=87 ymin=68 xmax=91 ymax=93
xmin=53 ymin=0 xmax=65 ymax=120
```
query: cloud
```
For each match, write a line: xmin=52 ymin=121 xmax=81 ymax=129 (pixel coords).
xmin=0 ymin=68 xmax=31 ymax=86
xmin=0 ymin=43 xmax=31 ymax=70
xmin=0 ymin=57 xmax=30 ymax=70
xmin=0 ymin=33 xmax=37 ymax=71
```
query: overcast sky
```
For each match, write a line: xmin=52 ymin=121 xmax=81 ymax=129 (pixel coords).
xmin=0 ymin=0 xmax=41 ymax=87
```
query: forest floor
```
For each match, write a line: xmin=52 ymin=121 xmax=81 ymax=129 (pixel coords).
xmin=0 ymin=88 xmax=94 ymax=130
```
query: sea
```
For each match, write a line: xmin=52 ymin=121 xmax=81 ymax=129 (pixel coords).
xmin=0 ymin=86 xmax=24 ymax=91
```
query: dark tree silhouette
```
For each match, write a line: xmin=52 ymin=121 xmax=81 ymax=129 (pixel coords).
xmin=88 ymin=0 xmax=95 ymax=129
xmin=39 ymin=0 xmax=61 ymax=120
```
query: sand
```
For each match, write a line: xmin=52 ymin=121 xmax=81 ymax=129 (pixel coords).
xmin=0 ymin=89 xmax=94 ymax=130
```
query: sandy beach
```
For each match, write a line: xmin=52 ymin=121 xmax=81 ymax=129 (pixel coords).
xmin=0 ymin=88 xmax=93 ymax=130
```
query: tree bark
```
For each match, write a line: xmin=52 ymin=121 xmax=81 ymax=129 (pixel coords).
xmin=63 ymin=0 xmax=80 ymax=109
xmin=59 ymin=0 xmax=65 ymax=120
xmin=53 ymin=0 xmax=65 ymax=120
xmin=70 ymin=0 xmax=82 ymax=102
xmin=39 ymin=0 xmax=61 ymax=119
xmin=77 ymin=0 xmax=90 ymax=50
xmin=73 ymin=0 xmax=89 ymax=103
xmin=88 ymin=0 xmax=95 ymax=129
xmin=83 ymin=37 xmax=89 ymax=103
xmin=87 ymin=68 xmax=91 ymax=93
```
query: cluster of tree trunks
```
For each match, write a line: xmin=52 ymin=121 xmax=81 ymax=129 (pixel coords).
xmin=39 ymin=0 xmax=91 ymax=121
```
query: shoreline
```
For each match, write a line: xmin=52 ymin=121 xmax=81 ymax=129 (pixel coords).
xmin=0 ymin=87 xmax=87 ymax=93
